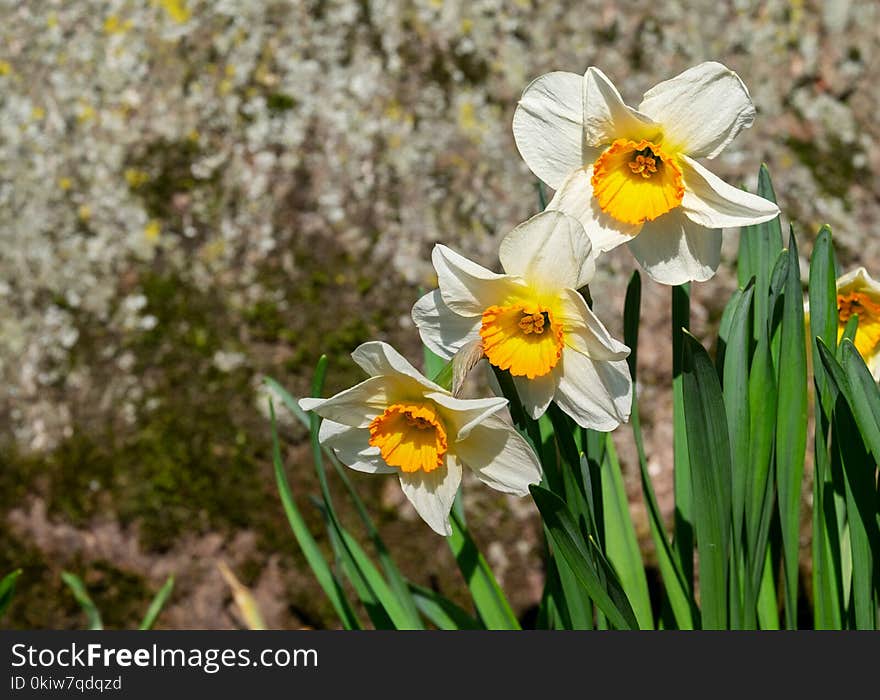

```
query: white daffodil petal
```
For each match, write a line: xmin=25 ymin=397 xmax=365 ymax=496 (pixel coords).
xmin=318 ymin=419 xmax=395 ymax=474
xmin=681 ymin=156 xmax=780 ymax=228
xmin=425 ymin=392 xmax=508 ymax=441
xmin=558 ymin=289 xmax=630 ymax=361
xmin=514 ymin=373 xmax=557 ymax=419
xmin=398 ymin=459 xmax=463 ymax=536
xmin=836 ymin=267 xmax=878 ymax=294
xmin=546 ymin=167 xmax=642 ymax=254
xmin=512 ymin=71 xmax=586 ymax=189
xmin=433 ymin=244 xmax=525 ymax=317
xmin=350 ymin=341 xmax=442 ymax=393
xmin=583 ymin=66 xmax=659 ymax=147
xmin=455 ymin=414 xmax=541 ymax=496
xmin=412 ymin=289 xmax=481 ymax=361
xmin=298 ymin=375 xmax=392 ymax=428
xmin=639 ymin=61 xmax=755 ymax=159
xmin=554 ymin=351 xmax=632 ymax=431
xmin=628 ymin=210 xmax=722 ymax=285
xmin=499 ymin=211 xmax=595 ymax=293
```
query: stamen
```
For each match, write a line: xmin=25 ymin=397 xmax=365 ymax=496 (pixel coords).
xmin=368 ymin=403 xmax=448 ymax=473
xmin=591 ymin=138 xmax=684 ymax=225
xmin=480 ymin=304 xmax=563 ymax=379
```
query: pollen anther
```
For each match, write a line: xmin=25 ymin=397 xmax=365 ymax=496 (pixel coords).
xmin=368 ymin=403 xmax=448 ymax=473
xmin=481 ymin=304 xmax=563 ymax=379
xmin=591 ymin=138 xmax=684 ymax=225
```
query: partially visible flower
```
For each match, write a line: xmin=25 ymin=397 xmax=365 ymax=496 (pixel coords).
xmin=413 ymin=211 xmax=632 ymax=431
xmin=299 ymin=341 xmax=541 ymax=536
xmin=835 ymin=267 xmax=880 ymax=379
xmin=512 ymin=61 xmax=780 ymax=285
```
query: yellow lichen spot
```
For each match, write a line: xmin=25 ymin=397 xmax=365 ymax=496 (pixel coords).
xmin=368 ymin=403 xmax=448 ymax=473
xmin=58 ymin=177 xmax=72 ymax=191
xmin=78 ymin=205 xmax=92 ymax=222
xmin=31 ymin=106 xmax=45 ymax=120
xmin=458 ymin=101 xmax=478 ymax=131
xmin=103 ymin=15 xmax=132 ymax=34
xmin=384 ymin=99 xmax=404 ymax=121
xmin=187 ymin=129 xmax=200 ymax=144
xmin=591 ymin=138 xmax=684 ymax=225
xmin=125 ymin=169 xmax=150 ymax=189
xmin=0 ymin=61 xmax=11 ymax=76
xmin=200 ymin=238 xmax=225 ymax=262
xmin=144 ymin=220 xmax=161 ymax=242
xmin=46 ymin=12 xmax=58 ymax=28
xmin=77 ymin=102 xmax=96 ymax=124
xmin=225 ymin=64 xmax=236 ymax=78
xmin=480 ymin=303 xmax=564 ymax=379
xmin=461 ymin=18 xmax=473 ymax=34
xmin=837 ymin=291 xmax=880 ymax=362
xmin=158 ymin=0 xmax=191 ymax=24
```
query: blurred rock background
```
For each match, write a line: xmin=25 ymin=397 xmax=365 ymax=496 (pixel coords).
xmin=1 ymin=0 xmax=877 ymax=628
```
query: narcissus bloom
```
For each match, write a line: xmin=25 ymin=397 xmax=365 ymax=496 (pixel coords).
xmin=512 ymin=61 xmax=780 ymax=285
xmin=413 ymin=211 xmax=632 ymax=431
xmin=299 ymin=341 xmax=541 ymax=536
xmin=835 ymin=267 xmax=880 ymax=379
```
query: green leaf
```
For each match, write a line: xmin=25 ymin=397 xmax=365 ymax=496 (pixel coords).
xmin=832 ymin=400 xmax=878 ymax=629
xmin=716 ymin=287 xmax=744 ymax=374
xmin=600 ymin=434 xmax=654 ymax=629
xmin=0 ymin=569 xmax=22 ymax=619
xmin=808 ymin=225 xmax=844 ymax=629
xmin=722 ymin=284 xmax=754 ymax=551
xmin=328 ymin=458 xmax=422 ymax=625
xmin=756 ymin=547 xmax=781 ymax=629
xmin=839 ymin=315 xmax=859 ymax=353
xmin=738 ymin=164 xmax=783 ymax=339
xmin=265 ymin=375 xmax=422 ymax=626
xmin=671 ymin=284 xmax=694 ymax=590
xmin=530 ymin=485 xmax=639 ymax=629
xmin=721 ymin=283 xmax=754 ymax=628
xmin=304 ymin=358 xmax=422 ymax=630
xmin=840 ymin=341 xmax=880 ymax=461
xmin=536 ymin=180 xmax=547 ymax=210
xmin=408 ymin=583 xmax=482 ymax=630
xmin=774 ymin=232 xmax=808 ymax=629
xmin=811 ymin=413 xmax=844 ymax=630
xmin=815 ymin=340 xmax=856 ymax=627
xmin=448 ymin=499 xmax=521 ymax=630
xmin=624 ymin=272 xmax=695 ymax=629
xmin=139 ymin=576 xmax=175 ymax=630
xmin=60 ymin=572 xmax=103 ymax=630
xmin=270 ymin=400 xmax=362 ymax=629
xmin=334 ymin=520 xmax=423 ymax=629
xmin=681 ymin=331 xmax=732 ymax=629
xmin=423 ymin=345 xmax=448 ymax=385
xmin=808 ymin=225 xmax=838 ymax=415
xmin=745 ymin=329 xmax=776 ymax=613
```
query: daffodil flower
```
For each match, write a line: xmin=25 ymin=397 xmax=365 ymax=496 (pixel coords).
xmin=413 ymin=210 xmax=632 ymax=431
xmin=298 ymin=341 xmax=542 ymax=536
xmin=835 ymin=267 xmax=880 ymax=379
xmin=512 ymin=61 xmax=780 ymax=285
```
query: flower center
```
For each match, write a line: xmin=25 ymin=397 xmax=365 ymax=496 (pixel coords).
xmin=368 ymin=403 xmax=448 ymax=474
xmin=591 ymin=138 xmax=684 ymax=225
xmin=837 ymin=291 xmax=880 ymax=361
xmin=480 ymin=304 xmax=563 ymax=379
